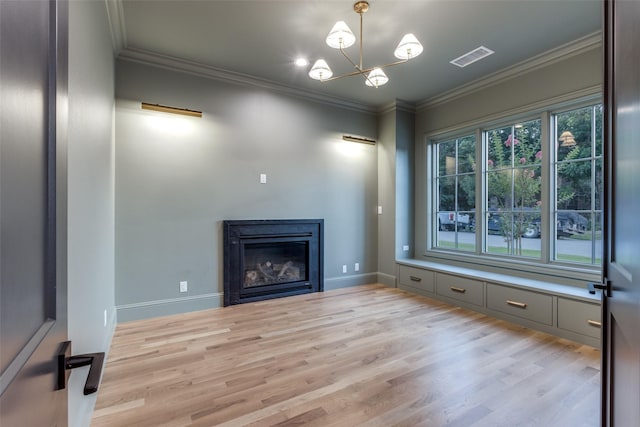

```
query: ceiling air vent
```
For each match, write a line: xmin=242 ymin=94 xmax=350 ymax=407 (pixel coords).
xmin=450 ymin=46 xmax=495 ymax=68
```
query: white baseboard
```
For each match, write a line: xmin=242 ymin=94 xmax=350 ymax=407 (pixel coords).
xmin=323 ymin=272 xmax=396 ymax=289
xmin=377 ymin=272 xmax=396 ymax=287
xmin=116 ymin=273 xmax=397 ymax=323
xmin=116 ymin=293 xmax=223 ymax=322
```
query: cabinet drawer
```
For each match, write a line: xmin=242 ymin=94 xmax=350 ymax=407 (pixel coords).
xmin=487 ymin=283 xmax=553 ymax=325
xmin=436 ymin=273 xmax=483 ymax=306
xmin=558 ymin=298 xmax=601 ymax=339
xmin=398 ymin=266 xmax=434 ymax=293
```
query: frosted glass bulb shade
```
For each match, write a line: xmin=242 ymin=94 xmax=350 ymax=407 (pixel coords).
xmin=326 ymin=21 xmax=356 ymax=49
xmin=394 ymin=33 xmax=423 ymax=60
xmin=365 ymin=68 xmax=389 ymax=87
xmin=309 ymin=59 xmax=333 ymax=81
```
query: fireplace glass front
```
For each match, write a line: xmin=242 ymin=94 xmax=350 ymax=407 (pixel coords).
xmin=242 ymin=241 xmax=308 ymax=288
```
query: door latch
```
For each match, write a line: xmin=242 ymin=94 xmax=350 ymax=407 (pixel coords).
xmin=588 ymin=278 xmax=610 ymax=295
xmin=57 ymin=341 xmax=105 ymax=395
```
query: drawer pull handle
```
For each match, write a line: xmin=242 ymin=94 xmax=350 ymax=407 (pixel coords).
xmin=587 ymin=319 xmax=602 ymax=328
xmin=506 ymin=300 xmax=527 ymax=309
xmin=450 ymin=286 xmax=466 ymax=293
xmin=409 ymin=276 xmax=422 ymax=282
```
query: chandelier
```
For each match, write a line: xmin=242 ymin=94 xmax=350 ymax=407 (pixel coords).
xmin=308 ymin=1 xmax=423 ymax=88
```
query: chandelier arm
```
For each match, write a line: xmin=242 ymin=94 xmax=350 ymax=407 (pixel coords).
xmin=320 ymin=58 xmax=409 ymax=83
xmin=339 ymin=46 xmax=362 ymax=72
xmin=338 ymin=47 xmax=377 ymax=87
xmin=359 ymin=10 xmax=363 ymax=70
xmin=320 ymin=69 xmax=368 ymax=83
xmin=363 ymin=58 xmax=410 ymax=72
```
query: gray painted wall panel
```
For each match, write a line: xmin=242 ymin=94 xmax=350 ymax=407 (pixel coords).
xmin=67 ymin=1 xmax=115 ymax=426
xmin=377 ymin=110 xmax=396 ymax=279
xmin=115 ymin=61 xmax=378 ymax=315
xmin=377 ymin=105 xmax=415 ymax=280
xmin=395 ymin=108 xmax=414 ymax=261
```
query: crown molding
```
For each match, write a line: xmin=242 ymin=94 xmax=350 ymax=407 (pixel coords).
xmin=117 ymin=47 xmax=378 ymax=114
xmin=108 ymin=0 xmax=374 ymax=114
xmin=378 ymin=99 xmax=417 ymax=115
xmin=105 ymin=0 xmax=127 ymax=54
xmin=417 ymin=31 xmax=602 ymax=111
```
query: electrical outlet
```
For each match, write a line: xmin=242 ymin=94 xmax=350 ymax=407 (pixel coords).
xmin=180 ymin=281 xmax=188 ymax=293
xmin=342 ymin=265 xmax=347 ymax=273
xmin=403 ymin=245 xmax=410 ymax=251
xmin=377 ymin=205 xmax=383 ymax=215
xmin=260 ymin=173 xmax=267 ymax=184
xmin=355 ymin=262 xmax=360 ymax=272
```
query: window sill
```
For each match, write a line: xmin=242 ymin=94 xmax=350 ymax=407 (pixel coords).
xmin=421 ymin=247 xmax=600 ymax=286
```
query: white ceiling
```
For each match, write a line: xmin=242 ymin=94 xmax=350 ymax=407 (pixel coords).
xmin=113 ymin=0 xmax=602 ymax=108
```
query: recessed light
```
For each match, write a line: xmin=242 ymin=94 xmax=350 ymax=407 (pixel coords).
xmin=295 ymin=58 xmax=309 ymax=67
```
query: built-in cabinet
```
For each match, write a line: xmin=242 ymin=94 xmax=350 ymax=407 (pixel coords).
xmin=436 ymin=273 xmax=484 ymax=307
xmin=397 ymin=261 xmax=601 ymax=347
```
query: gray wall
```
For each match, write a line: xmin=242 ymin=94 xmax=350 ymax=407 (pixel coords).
xmin=67 ymin=1 xmax=115 ymax=426
xmin=377 ymin=108 xmax=396 ymax=284
xmin=395 ymin=107 xmax=415 ymax=262
xmin=377 ymin=103 xmax=415 ymax=285
xmin=414 ymin=46 xmax=602 ymax=283
xmin=115 ymin=60 xmax=379 ymax=320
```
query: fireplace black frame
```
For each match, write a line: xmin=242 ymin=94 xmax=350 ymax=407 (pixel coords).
xmin=223 ymin=219 xmax=324 ymax=306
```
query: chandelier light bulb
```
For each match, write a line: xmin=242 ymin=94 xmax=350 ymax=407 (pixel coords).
xmin=308 ymin=59 xmax=333 ymax=81
xmin=394 ymin=33 xmax=424 ymax=60
xmin=326 ymin=21 xmax=356 ymax=49
xmin=365 ymin=68 xmax=389 ymax=88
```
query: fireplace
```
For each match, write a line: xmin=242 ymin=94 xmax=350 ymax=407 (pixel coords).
xmin=223 ymin=219 xmax=323 ymax=306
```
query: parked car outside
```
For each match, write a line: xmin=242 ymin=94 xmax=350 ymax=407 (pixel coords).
xmin=438 ymin=212 xmax=471 ymax=231
xmin=487 ymin=210 xmax=588 ymax=238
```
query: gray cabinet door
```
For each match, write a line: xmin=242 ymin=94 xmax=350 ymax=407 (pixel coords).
xmin=0 ymin=1 xmax=69 ymax=425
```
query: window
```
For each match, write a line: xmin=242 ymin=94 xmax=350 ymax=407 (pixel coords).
xmin=429 ymin=101 xmax=603 ymax=271
xmin=485 ymin=119 xmax=542 ymax=258
xmin=553 ymin=105 xmax=603 ymax=265
xmin=434 ymin=134 xmax=476 ymax=252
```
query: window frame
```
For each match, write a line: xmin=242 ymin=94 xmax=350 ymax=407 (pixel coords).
xmin=424 ymin=97 xmax=602 ymax=283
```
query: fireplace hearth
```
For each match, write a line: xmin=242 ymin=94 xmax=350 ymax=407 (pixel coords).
xmin=223 ymin=219 xmax=323 ymax=306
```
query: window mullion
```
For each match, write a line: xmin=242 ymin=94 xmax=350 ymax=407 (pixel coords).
xmin=476 ymin=128 xmax=484 ymax=256
xmin=591 ymin=106 xmax=597 ymax=264
xmin=432 ymin=144 xmax=438 ymax=249
xmin=540 ymin=111 xmax=551 ymax=263
xmin=452 ymin=140 xmax=457 ymax=248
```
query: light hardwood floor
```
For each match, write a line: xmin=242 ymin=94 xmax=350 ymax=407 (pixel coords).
xmin=92 ymin=285 xmax=601 ymax=427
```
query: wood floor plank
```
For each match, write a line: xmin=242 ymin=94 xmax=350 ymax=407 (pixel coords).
xmin=92 ymin=284 xmax=600 ymax=426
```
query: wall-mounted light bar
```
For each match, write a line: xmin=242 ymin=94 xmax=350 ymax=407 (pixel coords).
xmin=343 ymin=135 xmax=376 ymax=145
xmin=141 ymin=102 xmax=202 ymax=118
